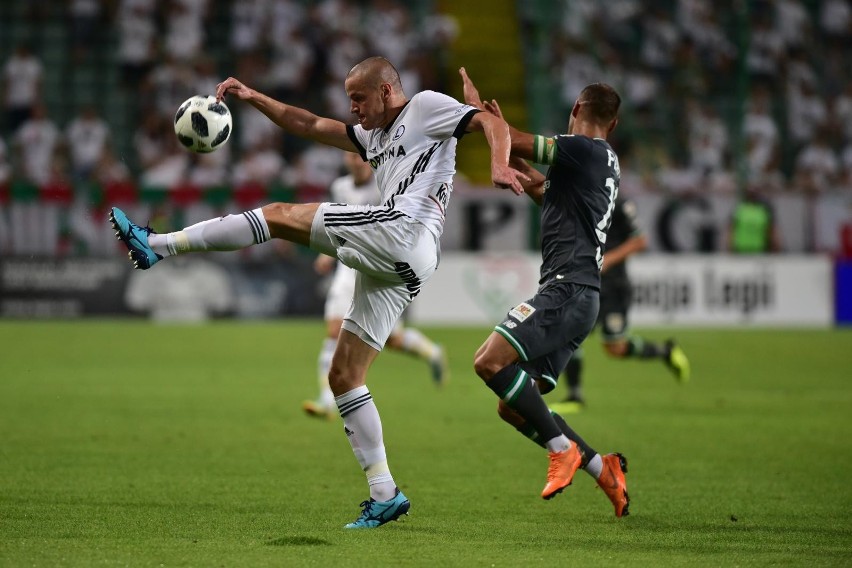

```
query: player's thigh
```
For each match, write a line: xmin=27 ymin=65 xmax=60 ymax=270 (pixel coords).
xmin=494 ymin=282 xmax=599 ymax=363
xmin=261 ymin=202 xmax=320 ymax=247
xmin=311 ymin=203 xmax=438 ymax=282
xmin=342 ymin=271 xmax=412 ymax=352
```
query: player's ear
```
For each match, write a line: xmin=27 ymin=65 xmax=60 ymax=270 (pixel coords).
xmin=381 ymin=83 xmax=392 ymax=102
xmin=608 ymin=117 xmax=618 ymax=134
xmin=571 ymin=101 xmax=581 ymax=118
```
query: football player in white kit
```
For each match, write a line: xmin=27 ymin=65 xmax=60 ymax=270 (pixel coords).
xmin=109 ymin=56 xmax=527 ymax=528
xmin=304 ymin=151 xmax=449 ymax=420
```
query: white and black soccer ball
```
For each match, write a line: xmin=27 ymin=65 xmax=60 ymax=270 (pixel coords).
xmin=174 ymin=95 xmax=232 ymax=153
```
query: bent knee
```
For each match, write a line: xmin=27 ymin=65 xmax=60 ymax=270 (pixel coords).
xmin=473 ymin=353 xmax=504 ymax=381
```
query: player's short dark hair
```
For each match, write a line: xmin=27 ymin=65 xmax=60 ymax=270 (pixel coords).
xmin=349 ymin=56 xmax=403 ymax=91
xmin=578 ymin=83 xmax=621 ymax=124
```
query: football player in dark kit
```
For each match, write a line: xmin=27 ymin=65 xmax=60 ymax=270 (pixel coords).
xmin=552 ymin=197 xmax=691 ymax=415
xmin=460 ymin=68 xmax=628 ymax=517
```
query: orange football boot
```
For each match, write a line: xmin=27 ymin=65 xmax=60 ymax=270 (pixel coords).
xmin=596 ymin=453 xmax=630 ymax=517
xmin=541 ymin=443 xmax=583 ymax=500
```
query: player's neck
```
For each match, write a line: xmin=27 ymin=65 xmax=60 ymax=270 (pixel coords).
xmin=379 ymin=98 xmax=409 ymax=131
xmin=570 ymin=120 xmax=608 ymax=140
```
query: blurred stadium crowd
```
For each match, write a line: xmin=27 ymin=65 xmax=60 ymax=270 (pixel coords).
xmin=521 ymin=0 xmax=852 ymax=197
xmin=0 ymin=1 xmax=850 ymax=234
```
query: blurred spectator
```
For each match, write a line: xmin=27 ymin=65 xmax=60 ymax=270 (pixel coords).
xmin=687 ymin=100 xmax=728 ymax=174
xmin=164 ymin=0 xmax=210 ymax=62
xmin=231 ymin=139 xmax=288 ymax=188
xmin=0 ymin=137 xmax=11 ymax=186
xmin=144 ymin=54 xmax=199 ymax=120
xmin=727 ymin=186 xmax=781 ymax=253
xmin=833 ymin=81 xmax=852 ymax=144
xmin=265 ymin=28 xmax=315 ymax=102
xmin=193 ymin=56 xmax=220 ymax=98
xmin=230 ymin=0 xmax=268 ymax=55
xmin=69 ymin=0 xmax=103 ymax=61
xmin=189 ymin=147 xmax=231 ymax=188
xmin=841 ymin=143 xmax=852 ymax=191
xmin=793 ymin=128 xmax=840 ymax=193
xmin=819 ymin=0 xmax=852 ymax=47
xmin=267 ymin=0 xmax=307 ymax=49
xmin=93 ymin=147 xmax=132 ymax=186
xmin=744 ymin=87 xmax=782 ymax=187
xmin=787 ymin=80 xmax=828 ymax=149
xmin=65 ymin=104 xmax=110 ymax=182
xmin=117 ymin=0 xmax=157 ymax=90
xmin=13 ymin=103 xmax=61 ymax=186
xmin=2 ymin=43 xmax=43 ymax=133
xmin=134 ymin=113 xmax=189 ymax=188
xmin=292 ymin=145 xmax=343 ymax=201
xmin=775 ymin=0 xmax=811 ymax=49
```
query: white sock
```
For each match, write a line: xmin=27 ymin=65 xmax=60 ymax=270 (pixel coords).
xmin=544 ymin=434 xmax=571 ymax=453
xmin=317 ymin=338 xmax=336 ymax=409
xmin=147 ymin=208 xmax=270 ymax=257
xmin=584 ymin=453 xmax=603 ymax=479
xmin=399 ymin=328 xmax=439 ymax=361
xmin=335 ymin=385 xmax=396 ymax=501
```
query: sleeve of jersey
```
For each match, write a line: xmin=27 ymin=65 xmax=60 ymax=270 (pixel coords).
xmin=416 ymin=90 xmax=481 ymax=139
xmin=345 ymin=125 xmax=369 ymax=161
xmin=533 ymin=134 xmax=587 ymax=168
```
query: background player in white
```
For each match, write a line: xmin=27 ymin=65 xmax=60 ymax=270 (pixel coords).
xmin=304 ymin=151 xmax=448 ymax=419
xmin=109 ymin=56 xmax=527 ymax=529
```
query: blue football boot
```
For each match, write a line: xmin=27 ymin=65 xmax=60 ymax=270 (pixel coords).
xmin=344 ymin=488 xmax=410 ymax=529
xmin=109 ymin=207 xmax=162 ymax=270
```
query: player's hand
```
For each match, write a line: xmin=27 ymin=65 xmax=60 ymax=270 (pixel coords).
xmin=483 ymin=99 xmax=504 ymax=120
xmin=215 ymin=77 xmax=253 ymax=102
xmin=492 ymin=163 xmax=529 ymax=196
xmin=459 ymin=67 xmax=485 ymax=110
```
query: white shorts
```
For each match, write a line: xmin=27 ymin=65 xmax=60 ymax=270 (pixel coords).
xmin=311 ymin=203 xmax=439 ymax=350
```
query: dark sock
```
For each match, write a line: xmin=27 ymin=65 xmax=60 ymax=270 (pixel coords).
xmin=551 ymin=411 xmax=596 ymax=465
xmin=515 ymin=423 xmax=546 ymax=448
xmin=486 ymin=364 xmax=562 ymax=442
xmin=626 ymin=336 xmax=665 ymax=359
xmin=563 ymin=350 xmax=583 ymax=400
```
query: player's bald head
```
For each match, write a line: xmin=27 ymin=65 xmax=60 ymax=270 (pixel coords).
xmin=347 ymin=56 xmax=404 ymax=92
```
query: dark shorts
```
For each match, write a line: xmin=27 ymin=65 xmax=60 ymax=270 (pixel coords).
xmin=494 ymin=282 xmax=599 ymax=394
xmin=598 ymin=285 xmax=631 ymax=342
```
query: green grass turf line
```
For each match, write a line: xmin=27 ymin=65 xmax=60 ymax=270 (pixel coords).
xmin=0 ymin=322 xmax=851 ymax=566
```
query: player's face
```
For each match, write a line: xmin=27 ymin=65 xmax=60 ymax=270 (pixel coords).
xmin=345 ymin=75 xmax=386 ymax=130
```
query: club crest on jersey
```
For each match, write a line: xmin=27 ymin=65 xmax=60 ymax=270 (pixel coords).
xmin=508 ymin=302 xmax=536 ymax=322
xmin=392 ymin=125 xmax=405 ymax=141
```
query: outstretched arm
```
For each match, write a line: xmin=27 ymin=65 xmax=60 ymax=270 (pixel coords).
xmin=459 ymin=67 xmax=537 ymax=161
xmin=466 ymin=111 xmax=529 ymax=195
xmin=601 ymin=233 xmax=647 ymax=273
xmin=216 ymin=77 xmax=357 ymax=153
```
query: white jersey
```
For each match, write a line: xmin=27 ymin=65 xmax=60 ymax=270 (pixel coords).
xmin=329 ymin=173 xmax=380 ymax=207
xmin=346 ymin=90 xmax=480 ymax=238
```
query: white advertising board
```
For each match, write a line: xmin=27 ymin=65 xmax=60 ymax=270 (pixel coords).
xmin=410 ymin=254 xmax=833 ymax=327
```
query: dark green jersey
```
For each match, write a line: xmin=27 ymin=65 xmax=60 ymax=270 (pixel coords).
xmin=537 ymin=134 xmax=620 ymax=289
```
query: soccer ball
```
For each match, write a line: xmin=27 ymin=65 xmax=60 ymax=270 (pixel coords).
xmin=174 ymin=95 xmax=232 ymax=153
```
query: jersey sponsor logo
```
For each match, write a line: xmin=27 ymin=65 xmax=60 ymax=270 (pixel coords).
xmin=429 ymin=182 xmax=450 ymax=213
xmin=508 ymin=302 xmax=535 ymax=322
xmin=394 ymin=261 xmax=422 ymax=299
xmin=392 ymin=125 xmax=405 ymax=141
xmin=369 ymin=144 xmax=407 ymax=169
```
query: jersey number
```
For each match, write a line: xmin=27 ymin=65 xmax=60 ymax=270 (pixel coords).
xmin=595 ymin=177 xmax=618 ymax=270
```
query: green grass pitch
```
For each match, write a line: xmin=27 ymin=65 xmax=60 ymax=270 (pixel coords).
xmin=1 ymin=321 xmax=851 ymax=567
